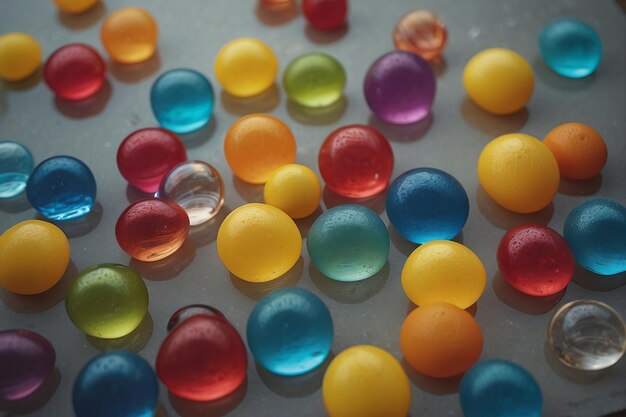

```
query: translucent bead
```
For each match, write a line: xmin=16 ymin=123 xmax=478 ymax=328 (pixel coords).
xmin=283 ymin=53 xmax=345 ymax=108
xmin=0 ymin=32 xmax=42 ymax=82
xmin=100 ymin=7 xmax=158 ymax=64
xmin=393 ymin=10 xmax=447 ymax=61
xmin=44 ymin=44 xmax=106 ymax=100
xmin=53 ymin=0 xmax=98 ymax=14
xmin=302 ymin=0 xmax=348 ymax=31
xmin=0 ymin=141 xmax=34 ymax=198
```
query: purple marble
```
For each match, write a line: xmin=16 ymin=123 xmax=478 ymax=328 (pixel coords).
xmin=363 ymin=51 xmax=436 ymax=125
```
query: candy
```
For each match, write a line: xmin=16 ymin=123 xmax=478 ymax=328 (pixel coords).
xmin=283 ymin=53 xmax=345 ymax=108
xmin=101 ymin=7 xmax=158 ymax=64
xmin=0 ymin=32 xmax=42 ymax=81
xmin=263 ymin=164 xmax=321 ymax=219
xmin=393 ymin=9 xmax=447 ymax=60
xmin=44 ymin=44 xmax=106 ymax=100
xmin=0 ymin=141 xmax=34 ymax=198
xmin=302 ymin=0 xmax=348 ymax=31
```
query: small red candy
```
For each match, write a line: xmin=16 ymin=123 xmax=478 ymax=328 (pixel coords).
xmin=44 ymin=43 xmax=106 ymax=100
xmin=302 ymin=0 xmax=348 ymax=31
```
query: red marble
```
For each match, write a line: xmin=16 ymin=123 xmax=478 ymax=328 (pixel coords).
xmin=44 ymin=44 xmax=106 ymax=100
xmin=302 ymin=0 xmax=347 ymax=31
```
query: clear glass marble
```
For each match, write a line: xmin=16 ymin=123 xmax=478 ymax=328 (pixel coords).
xmin=0 ymin=141 xmax=34 ymax=198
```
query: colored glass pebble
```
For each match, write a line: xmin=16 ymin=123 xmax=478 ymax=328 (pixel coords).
xmin=364 ymin=51 xmax=435 ymax=124
xmin=73 ymin=350 xmax=158 ymax=417
xmin=322 ymin=345 xmax=410 ymax=417
xmin=548 ymin=300 xmax=626 ymax=370
xmin=0 ymin=329 xmax=55 ymax=401
xmin=263 ymin=164 xmax=321 ymax=219
xmin=156 ymin=305 xmax=247 ymax=401
xmin=0 ymin=32 xmax=42 ymax=81
xmin=318 ymin=125 xmax=393 ymax=198
xmin=478 ymin=133 xmax=559 ymax=214
xmin=302 ymin=0 xmax=348 ymax=31
xmin=150 ymin=68 xmax=215 ymax=134
xmin=158 ymin=161 xmax=224 ymax=226
xmin=283 ymin=53 xmax=345 ymax=108
xmin=117 ymin=128 xmax=187 ymax=193
xmin=460 ymin=360 xmax=542 ymax=417
xmin=563 ymin=198 xmax=626 ymax=275
xmin=393 ymin=10 xmax=447 ymax=61
xmin=539 ymin=18 xmax=602 ymax=78
xmin=53 ymin=0 xmax=98 ymax=14
xmin=386 ymin=167 xmax=469 ymax=244
xmin=66 ymin=264 xmax=148 ymax=339
xmin=44 ymin=44 xmax=106 ymax=100
xmin=0 ymin=141 xmax=34 ymax=198
xmin=101 ymin=7 xmax=158 ymax=64
xmin=247 ymin=288 xmax=333 ymax=376
xmin=217 ymin=203 xmax=301 ymax=282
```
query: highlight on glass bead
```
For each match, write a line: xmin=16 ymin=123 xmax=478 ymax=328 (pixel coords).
xmin=263 ymin=164 xmax=321 ymax=219
xmin=0 ymin=329 xmax=55 ymax=401
xmin=302 ymin=0 xmax=348 ymax=31
xmin=0 ymin=32 xmax=42 ymax=81
xmin=393 ymin=9 xmax=447 ymax=61
xmin=44 ymin=43 xmax=106 ymax=100
xmin=547 ymin=300 xmax=626 ymax=371
xmin=364 ymin=51 xmax=435 ymax=125
xmin=158 ymin=160 xmax=224 ymax=226
xmin=0 ymin=141 xmax=34 ymax=198
xmin=100 ymin=7 xmax=158 ymax=64
xmin=66 ymin=264 xmax=149 ymax=339
xmin=224 ymin=113 xmax=297 ymax=184
xmin=156 ymin=305 xmax=247 ymax=401
xmin=247 ymin=288 xmax=333 ymax=376
xmin=150 ymin=68 xmax=215 ymax=134
xmin=463 ymin=48 xmax=534 ymax=115
xmin=322 ymin=345 xmax=410 ymax=417
xmin=283 ymin=52 xmax=345 ymax=108
xmin=307 ymin=204 xmax=389 ymax=282
xmin=214 ymin=38 xmax=278 ymax=98
xmin=539 ymin=18 xmax=602 ymax=78
xmin=27 ymin=155 xmax=97 ymax=221
xmin=217 ymin=203 xmax=302 ymax=282
xmin=115 ymin=198 xmax=190 ymax=262
xmin=53 ymin=0 xmax=98 ymax=14
xmin=563 ymin=198 xmax=626 ymax=275
xmin=497 ymin=224 xmax=574 ymax=296
xmin=73 ymin=350 xmax=158 ymax=417
xmin=117 ymin=128 xmax=187 ymax=193
xmin=460 ymin=359 xmax=542 ymax=417
xmin=318 ymin=125 xmax=394 ymax=198
xmin=386 ymin=167 xmax=469 ymax=244
xmin=478 ymin=133 xmax=559 ymax=214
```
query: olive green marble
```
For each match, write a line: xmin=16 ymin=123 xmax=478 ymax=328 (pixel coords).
xmin=282 ymin=53 xmax=345 ymax=108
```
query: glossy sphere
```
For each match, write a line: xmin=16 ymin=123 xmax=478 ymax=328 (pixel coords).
xmin=0 ymin=33 xmax=42 ymax=81
xmin=247 ymin=288 xmax=333 ymax=375
xmin=115 ymin=198 xmax=189 ymax=262
xmin=217 ymin=203 xmax=301 ymax=282
xmin=117 ymin=128 xmax=187 ymax=193
xmin=27 ymin=155 xmax=97 ymax=221
xmin=73 ymin=351 xmax=158 ymax=417
xmin=393 ymin=10 xmax=447 ymax=60
xmin=386 ymin=168 xmax=469 ymax=244
xmin=0 ymin=141 xmax=34 ymax=198
xmin=157 ymin=305 xmax=247 ymax=401
xmin=215 ymin=38 xmax=278 ymax=98
xmin=544 ymin=122 xmax=607 ymax=180
xmin=463 ymin=48 xmax=534 ymax=114
xmin=101 ymin=7 xmax=158 ymax=64
xmin=460 ymin=360 xmax=542 ymax=417
xmin=401 ymin=302 xmax=483 ymax=378
xmin=564 ymin=199 xmax=626 ymax=275
xmin=302 ymin=0 xmax=348 ymax=31
xmin=548 ymin=300 xmax=626 ymax=370
xmin=478 ymin=133 xmax=559 ymax=214
xmin=54 ymin=0 xmax=98 ymax=14
xmin=66 ymin=264 xmax=148 ymax=339
xmin=44 ymin=44 xmax=105 ymax=100
xmin=319 ymin=125 xmax=393 ymax=198
xmin=0 ymin=330 xmax=55 ymax=401
xmin=322 ymin=345 xmax=410 ymax=417
xmin=263 ymin=164 xmax=321 ymax=219
xmin=283 ymin=53 xmax=345 ymax=107
xmin=364 ymin=51 xmax=435 ymax=124
xmin=159 ymin=161 xmax=224 ymax=226
xmin=224 ymin=114 xmax=296 ymax=184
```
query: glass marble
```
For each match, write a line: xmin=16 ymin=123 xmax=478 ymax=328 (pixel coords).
xmin=386 ymin=167 xmax=469 ymax=244
xmin=393 ymin=10 xmax=447 ymax=61
xmin=0 ymin=141 xmax=34 ymax=198
xmin=156 ymin=305 xmax=247 ymax=401
xmin=283 ymin=53 xmax=345 ymax=108
xmin=460 ymin=360 xmax=543 ymax=417
xmin=363 ymin=51 xmax=435 ymax=125
xmin=73 ymin=350 xmax=158 ymax=417
xmin=101 ymin=7 xmax=158 ymax=64
xmin=539 ymin=18 xmax=602 ymax=78
xmin=53 ymin=0 xmax=98 ymax=14
xmin=547 ymin=300 xmax=626 ymax=370
xmin=0 ymin=329 xmax=55 ymax=401
xmin=117 ymin=128 xmax=187 ymax=193
xmin=66 ymin=264 xmax=149 ymax=339
xmin=150 ymin=68 xmax=215 ymax=134
xmin=302 ymin=0 xmax=348 ymax=31
xmin=307 ymin=204 xmax=389 ymax=282
xmin=263 ymin=164 xmax=321 ymax=219
xmin=0 ymin=32 xmax=42 ymax=81
xmin=318 ymin=125 xmax=394 ymax=198
xmin=115 ymin=198 xmax=189 ymax=262
xmin=44 ymin=43 xmax=106 ymax=100
xmin=563 ymin=198 xmax=626 ymax=275
xmin=247 ymin=288 xmax=333 ymax=376
xmin=158 ymin=161 xmax=224 ymax=226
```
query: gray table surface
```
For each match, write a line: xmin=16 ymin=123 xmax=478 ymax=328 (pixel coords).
xmin=1 ymin=0 xmax=625 ymax=416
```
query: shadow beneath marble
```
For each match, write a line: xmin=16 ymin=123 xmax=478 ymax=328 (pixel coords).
xmin=405 ymin=301 xmax=477 ymax=317
xmin=460 ymin=97 xmax=528 ymax=138
xmin=180 ymin=117 xmax=218 ymax=149
xmin=558 ymin=175 xmax=602 ymax=197
xmin=388 ymin=224 xmax=418 ymax=257
xmin=54 ymin=80 xmax=112 ymax=119
xmin=220 ymin=84 xmax=280 ymax=116
xmin=287 ymin=96 xmax=347 ymax=125
xmin=295 ymin=206 xmax=323 ymax=238
xmin=230 ymin=258 xmax=303 ymax=300
xmin=402 ymin=359 xmax=462 ymax=395
xmin=543 ymin=341 xmax=611 ymax=385
xmin=56 ymin=2 xmax=106 ymax=30
xmin=305 ymin=24 xmax=348 ymax=44
xmin=309 ymin=262 xmax=389 ymax=304
xmin=431 ymin=57 xmax=447 ymax=78
xmin=255 ymin=2 xmax=297 ymax=26
xmin=168 ymin=377 xmax=247 ymax=417
xmin=109 ymin=53 xmax=161 ymax=84
xmin=322 ymin=186 xmax=386 ymax=214
xmin=187 ymin=206 xmax=231 ymax=248
xmin=533 ymin=57 xmax=597 ymax=92
xmin=0 ymin=191 xmax=31 ymax=213
xmin=126 ymin=184 xmax=154 ymax=204
xmin=37 ymin=202 xmax=103 ymax=238
xmin=492 ymin=271 xmax=565 ymax=315
xmin=86 ymin=312 xmax=153 ymax=353
xmin=476 ymin=185 xmax=554 ymax=230
xmin=256 ymin=352 xmax=333 ymax=397
xmin=571 ymin=265 xmax=626 ymax=292
xmin=130 ymin=240 xmax=196 ymax=281
xmin=153 ymin=402 xmax=171 ymax=417
xmin=1 ymin=67 xmax=43 ymax=91
xmin=232 ymin=175 xmax=264 ymax=203
xmin=0 ymin=367 xmax=61 ymax=415
xmin=367 ymin=113 xmax=432 ymax=143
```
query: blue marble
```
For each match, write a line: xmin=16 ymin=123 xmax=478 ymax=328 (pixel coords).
xmin=150 ymin=69 xmax=215 ymax=134
xmin=26 ymin=155 xmax=96 ymax=221
xmin=247 ymin=288 xmax=333 ymax=376
xmin=0 ymin=141 xmax=34 ymax=199
xmin=386 ymin=168 xmax=468 ymax=244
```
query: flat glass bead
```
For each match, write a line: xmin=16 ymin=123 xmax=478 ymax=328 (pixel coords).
xmin=0 ymin=32 xmax=42 ymax=81
xmin=393 ymin=10 xmax=447 ymax=60
xmin=101 ymin=7 xmax=158 ymax=64
xmin=44 ymin=44 xmax=106 ymax=100
xmin=283 ymin=53 xmax=345 ymax=108
xmin=0 ymin=141 xmax=34 ymax=198
xmin=302 ymin=0 xmax=348 ymax=31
